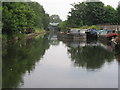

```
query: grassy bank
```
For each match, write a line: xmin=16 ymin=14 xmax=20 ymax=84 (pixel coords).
xmin=2 ymin=28 xmax=47 ymax=44
xmin=25 ymin=28 xmax=46 ymax=39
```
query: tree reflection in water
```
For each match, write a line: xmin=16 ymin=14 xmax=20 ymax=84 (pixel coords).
xmin=2 ymin=36 xmax=50 ymax=88
xmin=115 ymin=44 xmax=120 ymax=63
xmin=66 ymin=40 xmax=115 ymax=70
xmin=116 ymin=54 xmax=120 ymax=62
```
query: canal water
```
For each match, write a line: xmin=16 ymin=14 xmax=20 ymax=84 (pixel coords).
xmin=2 ymin=33 xmax=118 ymax=88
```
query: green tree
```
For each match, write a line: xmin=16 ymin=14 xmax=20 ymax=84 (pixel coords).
xmin=50 ymin=14 xmax=62 ymax=23
xmin=67 ymin=1 xmax=117 ymax=27
xmin=42 ymin=14 xmax=50 ymax=29
xmin=2 ymin=2 xmax=50 ymax=40
xmin=104 ymin=5 xmax=117 ymax=24
xmin=67 ymin=2 xmax=86 ymax=27
xmin=117 ymin=4 xmax=120 ymax=24
xmin=2 ymin=2 xmax=35 ymax=36
xmin=85 ymin=2 xmax=105 ymax=25
xmin=27 ymin=2 xmax=45 ymax=28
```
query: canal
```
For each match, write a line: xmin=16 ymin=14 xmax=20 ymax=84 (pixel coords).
xmin=2 ymin=32 xmax=118 ymax=88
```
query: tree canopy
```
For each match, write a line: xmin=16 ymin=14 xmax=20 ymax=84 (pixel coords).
xmin=117 ymin=4 xmax=120 ymax=24
xmin=65 ymin=1 xmax=118 ymax=28
xmin=2 ymin=2 xmax=50 ymax=38
xmin=50 ymin=14 xmax=62 ymax=23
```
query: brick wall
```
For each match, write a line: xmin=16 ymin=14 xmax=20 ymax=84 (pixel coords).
xmin=97 ymin=25 xmax=120 ymax=31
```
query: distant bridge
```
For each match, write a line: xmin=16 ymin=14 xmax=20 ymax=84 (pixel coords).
xmin=49 ymin=22 xmax=59 ymax=27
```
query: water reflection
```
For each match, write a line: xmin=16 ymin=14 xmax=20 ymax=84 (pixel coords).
xmin=2 ymin=36 xmax=50 ymax=88
xmin=115 ymin=44 xmax=120 ymax=62
xmin=116 ymin=54 xmax=120 ymax=61
xmin=44 ymin=32 xmax=60 ymax=46
xmin=2 ymin=33 xmax=118 ymax=88
xmin=59 ymin=39 xmax=115 ymax=70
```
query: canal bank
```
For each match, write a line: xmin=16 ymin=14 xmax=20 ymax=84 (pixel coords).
xmin=2 ymin=30 xmax=47 ymax=45
xmin=25 ymin=31 xmax=46 ymax=39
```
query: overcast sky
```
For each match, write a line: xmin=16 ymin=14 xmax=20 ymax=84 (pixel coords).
xmin=31 ymin=0 xmax=120 ymax=21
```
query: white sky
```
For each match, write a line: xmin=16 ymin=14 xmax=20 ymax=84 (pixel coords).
xmin=31 ymin=0 xmax=120 ymax=21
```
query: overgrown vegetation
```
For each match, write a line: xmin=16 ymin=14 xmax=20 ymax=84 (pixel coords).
xmin=2 ymin=2 xmax=50 ymax=41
